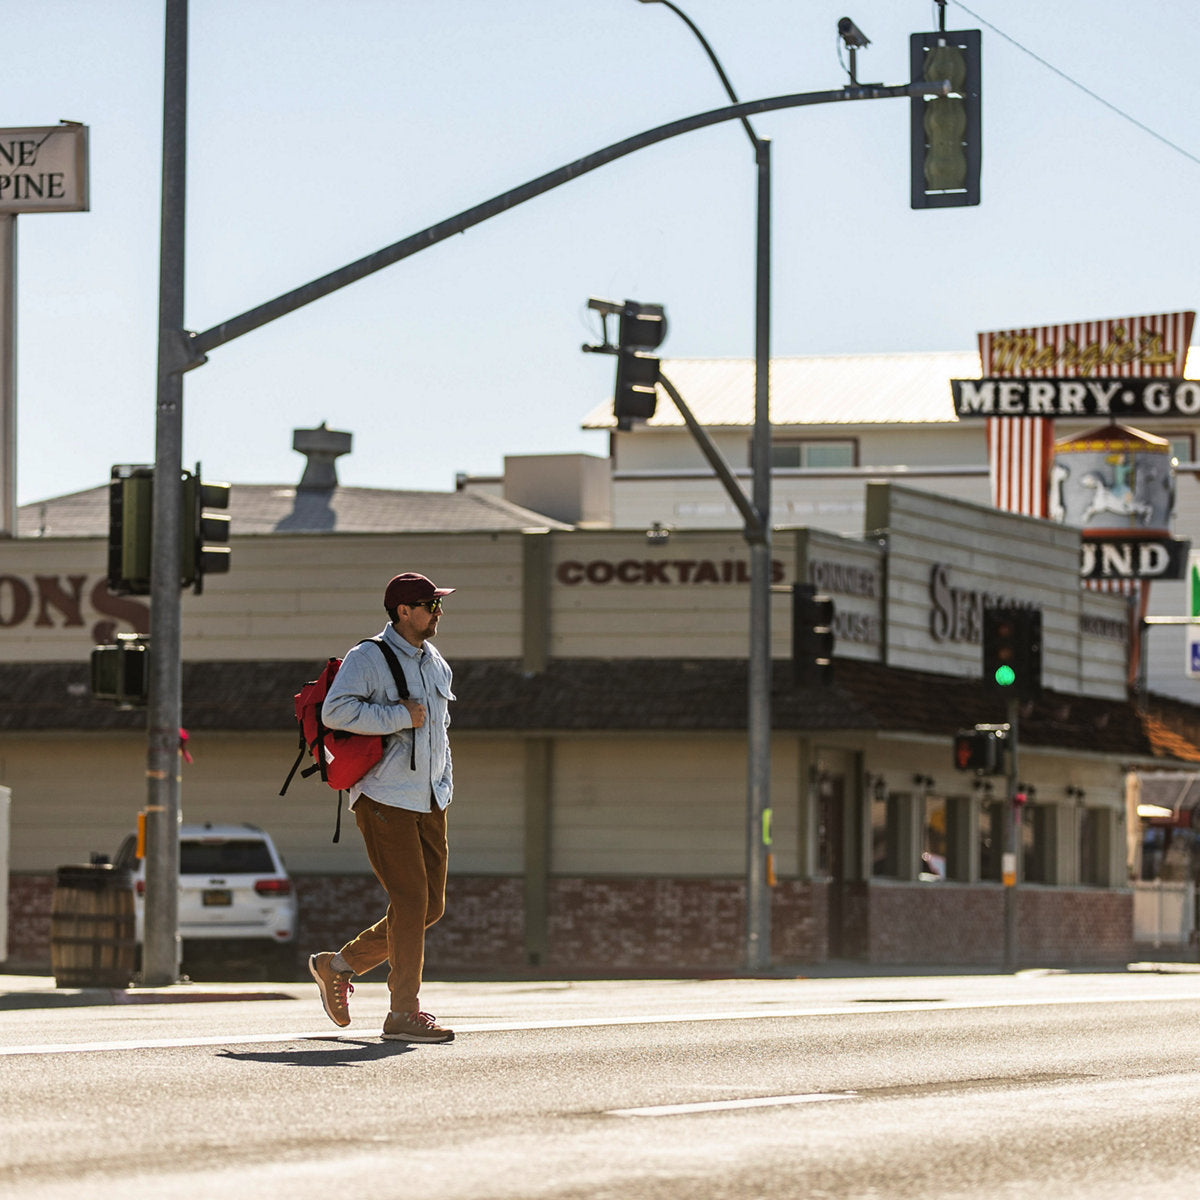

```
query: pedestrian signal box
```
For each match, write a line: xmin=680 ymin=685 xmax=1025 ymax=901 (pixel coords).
xmin=952 ymin=725 xmax=1005 ymax=774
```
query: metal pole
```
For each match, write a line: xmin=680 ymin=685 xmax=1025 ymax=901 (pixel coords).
xmin=1003 ymin=696 xmax=1020 ymax=971
xmin=0 ymin=214 xmax=14 ymax=537
xmin=655 ymin=373 xmax=762 ymax=536
xmin=143 ymin=0 xmax=188 ymax=987
xmin=190 ymin=82 xmax=936 ymax=359
xmin=638 ymin=0 xmax=773 ymax=973
xmin=746 ymin=137 xmax=773 ymax=971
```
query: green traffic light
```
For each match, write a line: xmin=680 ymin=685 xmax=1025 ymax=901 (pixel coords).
xmin=994 ymin=665 xmax=1016 ymax=687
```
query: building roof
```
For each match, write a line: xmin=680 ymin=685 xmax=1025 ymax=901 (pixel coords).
xmin=16 ymin=482 xmax=571 ymax=539
xmin=7 ymin=656 xmax=1199 ymax=768
xmin=580 ymin=347 xmax=1200 ymax=431
xmin=581 ymin=351 xmax=982 ymax=431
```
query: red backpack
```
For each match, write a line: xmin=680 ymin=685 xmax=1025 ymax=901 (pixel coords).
xmin=279 ymin=638 xmax=414 ymax=841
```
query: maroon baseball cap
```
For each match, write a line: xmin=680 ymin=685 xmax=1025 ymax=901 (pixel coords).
xmin=384 ymin=572 xmax=455 ymax=610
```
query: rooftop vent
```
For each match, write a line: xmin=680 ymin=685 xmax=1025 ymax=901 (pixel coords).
xmin=293 ymin=423 xmax=352 ymax=490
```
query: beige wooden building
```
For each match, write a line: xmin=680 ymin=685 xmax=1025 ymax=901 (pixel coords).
xmin=470 ymin=349 xmax=1200 ymax=705
xmin=4 ymin=424 xmax=1200 ymax=973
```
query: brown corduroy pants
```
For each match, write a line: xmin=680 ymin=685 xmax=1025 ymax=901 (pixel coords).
xmin=337 ymin=796 xmax=448 ymax=1015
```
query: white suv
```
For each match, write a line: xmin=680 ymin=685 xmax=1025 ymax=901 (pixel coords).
xmin=113 ymin=822 xmax=297 ymax=976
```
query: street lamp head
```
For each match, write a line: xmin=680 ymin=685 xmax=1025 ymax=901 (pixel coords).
xmin=837 ymin=16 xmax=870 ymax=48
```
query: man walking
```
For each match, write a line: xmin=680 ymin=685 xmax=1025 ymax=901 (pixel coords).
xmin=308 ymin=571 xmax=457 ymax=1043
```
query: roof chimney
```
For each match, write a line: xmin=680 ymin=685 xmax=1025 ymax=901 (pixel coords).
xmin=293 ymin=423 xmax=352 ymax=490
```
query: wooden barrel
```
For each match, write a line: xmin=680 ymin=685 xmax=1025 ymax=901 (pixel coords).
xmin=50 ymin=864 xmax=137 ymax=988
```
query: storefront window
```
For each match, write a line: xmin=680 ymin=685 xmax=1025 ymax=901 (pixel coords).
xmin=871 ymin=790 xmax=901 ymax=877
xmin=979 ymin=799 xmax=1003 ymax=882
xmin=1022 ymin=804 xmax=1055 ymax=884
xmin=920 ymin=794 xmax=946 ymax=881
xmin=816 ymin=773 xmax=845 ymax=879
xmin=1139 ymin=822 xmax=1200 ymax=882
xmin=1079 ymin=807 xmax=1103 ymax=885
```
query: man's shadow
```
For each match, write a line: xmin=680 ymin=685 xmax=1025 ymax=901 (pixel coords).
xmin=217 ymin=1038 xmax=418 ymax=1067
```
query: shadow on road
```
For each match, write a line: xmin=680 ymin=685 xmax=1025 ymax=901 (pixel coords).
xmin=216 ymin=1038 xmax=418 ymax=1067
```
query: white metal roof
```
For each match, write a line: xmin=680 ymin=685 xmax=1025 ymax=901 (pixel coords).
xmin=581 ymin=347 xmax=1200 ymax=431
xmin=581 ymin=351 xmax=981 ymax=430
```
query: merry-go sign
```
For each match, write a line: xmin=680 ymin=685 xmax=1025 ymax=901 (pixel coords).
xmin=951 ymin=312 xmax=1196 ymax=580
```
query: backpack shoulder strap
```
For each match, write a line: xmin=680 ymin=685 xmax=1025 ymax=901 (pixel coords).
xmin=364 ymin=636 xmax=408 ymax=697
xmin=364 ymin=637 xmax=416 ymax=772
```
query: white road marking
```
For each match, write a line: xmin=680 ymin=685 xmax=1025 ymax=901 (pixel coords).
xmin=607 ymin=1091 xmax=857 ymax=1117
xmin=0 ymin=989 xmax=1196 ymax=1057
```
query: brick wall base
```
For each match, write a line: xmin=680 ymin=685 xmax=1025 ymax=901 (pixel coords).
xmin=4 ymin=872 xmax=1132 ymax=975
xmin=843 ymin=881 xmax=1134 ymax=967
xmin=4 ymin=873 xmax=54 ymax=968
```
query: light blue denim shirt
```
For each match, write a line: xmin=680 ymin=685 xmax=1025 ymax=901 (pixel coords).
xmin=320 ymin=623 xmax=455 ymax=813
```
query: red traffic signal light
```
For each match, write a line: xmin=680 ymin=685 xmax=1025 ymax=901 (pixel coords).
xmin=952 ymin=726 xmax=1004 ymax=774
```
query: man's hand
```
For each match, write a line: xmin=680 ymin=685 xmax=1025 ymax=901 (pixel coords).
xmin=401 ymin=697 xmax=427 ymax=729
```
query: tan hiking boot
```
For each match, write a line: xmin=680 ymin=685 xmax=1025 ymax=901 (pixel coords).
xmin=309 ymin=952 xmax=354 ymax=1028
xmin=382 ymin=1010 xmax=454 ymax=1043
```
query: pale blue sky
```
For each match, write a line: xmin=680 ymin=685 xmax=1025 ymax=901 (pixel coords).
xmin=7 ymin=0 xmax=1200 ymax=504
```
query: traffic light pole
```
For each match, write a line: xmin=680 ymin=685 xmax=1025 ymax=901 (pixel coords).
xmin=746 ymin=137 xmax=772 ymax=971
xmin=659 ymin=358 xmax=772 ymax=970
xmin=185 ymin=83 xmax=941 ymax=364
xmin=1003 ymin=696 xmax=1020 ymax=972
xmin=143 ymin=0 xmax=189 ymax=986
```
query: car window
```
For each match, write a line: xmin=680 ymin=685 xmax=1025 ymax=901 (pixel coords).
xmin=180 ymin=839 xmax=276 ymax=875
xmin=113 ymin=834 xmax=138 ymax=871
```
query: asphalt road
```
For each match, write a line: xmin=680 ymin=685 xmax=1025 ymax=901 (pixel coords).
xmin=2 ymin=970 xmax=1200 ymax=1199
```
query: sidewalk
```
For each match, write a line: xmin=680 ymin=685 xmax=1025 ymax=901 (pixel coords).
xmin=0 ymin=972 xmax=299 ymax=1010
xmin=3 ymin=958 xmax=1198 ymax=1010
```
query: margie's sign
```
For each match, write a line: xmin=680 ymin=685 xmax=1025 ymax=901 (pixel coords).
xmin=952 ymin=376 xmax=1200 ymax=419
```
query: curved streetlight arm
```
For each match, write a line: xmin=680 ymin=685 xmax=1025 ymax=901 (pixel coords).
xmin=186 ymin=80 xmax=939 ymax=363
xmin=638 ymin=0 xmax=760 ymax=151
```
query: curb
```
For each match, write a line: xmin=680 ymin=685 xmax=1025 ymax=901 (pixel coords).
xmin=0 ymin=983 xmax=298 ymax=1010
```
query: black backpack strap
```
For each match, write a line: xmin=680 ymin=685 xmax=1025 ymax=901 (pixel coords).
xmin=366 ymin=637 xmax=417 ymax=772
xmin=279 ymin=741 xmax=306 ymax=796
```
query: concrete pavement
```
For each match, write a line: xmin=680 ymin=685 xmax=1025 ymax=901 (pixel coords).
xmin=3 ymin=956 xmax=1198 ymax=1010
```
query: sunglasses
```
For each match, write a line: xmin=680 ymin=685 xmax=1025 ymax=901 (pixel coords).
xmin=411 ymin=598 xmax=443 ymax=614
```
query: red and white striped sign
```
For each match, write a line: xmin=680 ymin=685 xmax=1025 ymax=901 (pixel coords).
xmin=987 ymin=416 xmax=1055 ymax=516
xmin=978 ymin=312 xmax=1195 ymax=517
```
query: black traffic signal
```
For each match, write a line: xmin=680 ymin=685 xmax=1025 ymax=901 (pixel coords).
xmin=982 ymin=606 xmax=1041 ymax=700
xmin=181 ymin=466 xmax=231 ymax=594
xmin=107 ymin=463 xmax=231 ymax=595
xmin=615 ymin=300 xmax=667 ymax=431
xmin=909 ymin=29 xmax=981 ymax=209
xmin=793 ymin=584 xmax=835 ymax=687
xmin=90 ymin=633 xmax=149 ymax=708
xmin=953 ymin=726 xmax=1004 ymax=774
xmin=107 ymin=465 xmax=155 ymax=596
